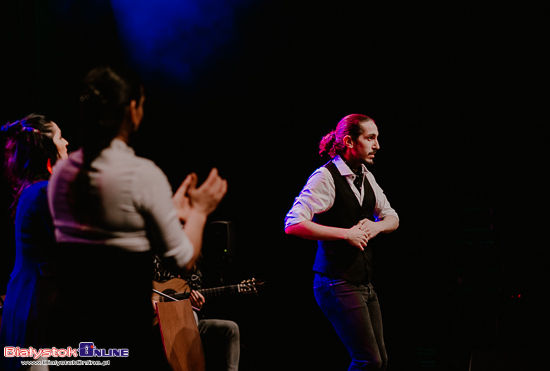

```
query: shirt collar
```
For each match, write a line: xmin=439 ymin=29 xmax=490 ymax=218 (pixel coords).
xmin=110 ymin=138 xmax=135 ymax=154
xmin=67 ymin=138 xmax=134 ymax=167
xmin=333 ymin=155 xmax=368 ymax=177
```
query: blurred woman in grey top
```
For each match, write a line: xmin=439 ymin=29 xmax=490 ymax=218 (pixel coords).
xmin=47 ymin=65 xmax=227 ymax=369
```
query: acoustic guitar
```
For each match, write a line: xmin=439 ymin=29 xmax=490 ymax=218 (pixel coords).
xmin=152 ymin=278 xmax=263 ymax=369
xmin=152 ymin=277 xmax=263 ymax=303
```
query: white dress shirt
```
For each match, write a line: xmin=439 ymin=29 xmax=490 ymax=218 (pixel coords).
xmin=284 ymin=155 xmax=398 ymax=228
xmin=48 ymin=139 xmax=193 ymax=268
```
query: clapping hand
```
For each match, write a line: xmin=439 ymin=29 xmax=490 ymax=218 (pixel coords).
xmin=173 ymin=168 xmax=228 ymax=222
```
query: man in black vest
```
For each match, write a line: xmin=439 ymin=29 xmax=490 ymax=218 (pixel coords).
xmin=285 ymin=114 xmax=399 ymax=370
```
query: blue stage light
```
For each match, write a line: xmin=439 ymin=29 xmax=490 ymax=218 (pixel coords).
xmin=111 ymin=0 xmax=251 ymax=87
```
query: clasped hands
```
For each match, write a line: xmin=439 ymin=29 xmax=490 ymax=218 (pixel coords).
xmin=346 ymin=218 xmax=381 ymax=251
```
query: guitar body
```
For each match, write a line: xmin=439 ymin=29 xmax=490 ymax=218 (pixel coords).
xmin=152 ymin=278 xmax=191 ymax=326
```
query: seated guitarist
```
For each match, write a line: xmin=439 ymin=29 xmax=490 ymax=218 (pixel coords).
xmin=153 ymin=255 xmax=240 ymax=371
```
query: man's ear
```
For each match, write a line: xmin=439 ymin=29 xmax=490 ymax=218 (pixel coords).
xmin=343 ymin=135 xmax=354 ymax=148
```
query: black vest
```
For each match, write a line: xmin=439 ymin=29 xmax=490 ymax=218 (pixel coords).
xmin=312 ymin=161 xmax=376 ymax=284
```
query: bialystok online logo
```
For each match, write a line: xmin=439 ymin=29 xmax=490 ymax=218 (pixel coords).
xmin=4 ymin=342 xmax=129 ymax=359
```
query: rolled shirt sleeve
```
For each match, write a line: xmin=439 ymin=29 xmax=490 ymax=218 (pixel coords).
xmin=284 ymin=168 xmax=335 ymax=228
xmin=366 ymin=172 xmax=399 ymax=222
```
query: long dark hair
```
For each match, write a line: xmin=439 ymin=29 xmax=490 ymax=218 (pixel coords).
xmin=1 ymin=114 xmax=60 ymax=218
xmin=319 ymin=114 xmax=373 ymax=158
xmin=69 ymin=65 xmax=142 ymax=222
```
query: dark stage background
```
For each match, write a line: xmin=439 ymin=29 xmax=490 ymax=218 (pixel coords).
xmin=1 ymin=1 xmax=548 ymax=370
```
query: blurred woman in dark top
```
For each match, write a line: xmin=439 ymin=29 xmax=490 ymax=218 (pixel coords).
xmin=0 ymin=114 xmax=68 ymax=371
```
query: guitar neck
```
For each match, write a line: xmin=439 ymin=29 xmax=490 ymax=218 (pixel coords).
xmin=198 ymin=284 xmax=241 ymax=298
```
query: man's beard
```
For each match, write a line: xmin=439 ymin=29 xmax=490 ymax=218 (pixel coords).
xmin=363 ymin=151 xmax=377 ymax=166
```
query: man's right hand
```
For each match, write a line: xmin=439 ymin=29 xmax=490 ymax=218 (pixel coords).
xmin=345 ymin=225 xmax=369 ymax=251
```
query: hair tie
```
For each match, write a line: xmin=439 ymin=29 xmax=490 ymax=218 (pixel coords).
xmin=87 ymin=84 xmax=107 ymax=104
xmin=80 ymin=84 xmax=107 ymax=104
xmin=19 ymin=119 xmax=40 ymax=134
xmin=22 ymin=127 xmax=40 ymax=133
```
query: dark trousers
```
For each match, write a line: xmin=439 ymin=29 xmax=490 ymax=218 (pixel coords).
xmin=313 ymin=274 xmax=387 ymax=370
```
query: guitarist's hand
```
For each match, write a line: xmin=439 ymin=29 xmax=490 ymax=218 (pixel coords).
xmin=189 ymin=290 xmax=205 ymax=310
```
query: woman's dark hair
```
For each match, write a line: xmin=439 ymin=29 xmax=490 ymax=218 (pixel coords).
xmin=70 ymin=65 xmax=142 ymax=222
xmin=319 ymin=114 xmax=373 ymax=158
xmin=1 ymin=114 xmax=59 ymax=218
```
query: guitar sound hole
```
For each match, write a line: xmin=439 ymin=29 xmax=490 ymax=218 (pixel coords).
xmin=161 ymin=289 xmax=178 ymax=302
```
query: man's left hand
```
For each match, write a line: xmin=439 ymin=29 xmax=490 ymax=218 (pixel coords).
xmin=357 ymin=219 xmax=382 ymax=240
